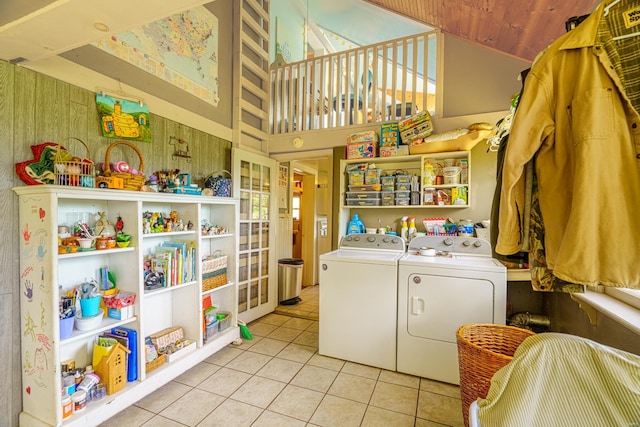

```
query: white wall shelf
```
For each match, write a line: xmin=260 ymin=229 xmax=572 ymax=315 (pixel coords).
xmin=14 ymin=186 xmax=239 ymax=427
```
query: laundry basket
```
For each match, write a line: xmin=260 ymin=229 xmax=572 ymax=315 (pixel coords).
xmin=456 ymin=324 xmax=535 ymax=427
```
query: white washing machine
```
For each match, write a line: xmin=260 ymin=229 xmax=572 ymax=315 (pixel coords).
xmin=397 ymin=235 xmax=506 ymax=384
xmin=319 ymin=234 xmax=405 ymax=371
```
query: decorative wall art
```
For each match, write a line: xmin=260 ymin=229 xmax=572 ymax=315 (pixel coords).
xmin=96 ymin=94 xmax=151 ymax=142
xmin=92 ymin=6 xmax=220 ymax=107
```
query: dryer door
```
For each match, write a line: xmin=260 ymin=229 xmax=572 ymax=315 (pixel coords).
xmin=407 ymin=273 xmax=495 ymax=343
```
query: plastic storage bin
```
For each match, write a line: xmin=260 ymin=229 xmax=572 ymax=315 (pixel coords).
xmin=348 ymin=170 xmax=365 ymax=185
xmin=346 ymin=198 xmax=381 ymax=206
xmin=395 ymin=182 xmax=411 ymax=191
xmin=346 ymin=191 xmax=381 ymax=199
xmin=380 ymin=175 xmax=395 ymax=186
xmin=364 ymin=168 xmax=381 ymax=184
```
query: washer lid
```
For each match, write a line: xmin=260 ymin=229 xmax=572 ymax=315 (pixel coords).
xmin=320 ymin=249 xmax=404 ymax=264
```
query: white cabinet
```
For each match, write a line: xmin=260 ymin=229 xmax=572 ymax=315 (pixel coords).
xmin=341 ymin=151 xmax=471 ymax=208
xmin=339 ymin=152 xmax=471 ymax=237
xmin=14 ymin=186 xmax=239 ymax=427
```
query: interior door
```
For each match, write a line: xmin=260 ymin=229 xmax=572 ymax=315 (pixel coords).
xmin=233 ymin=148 xmax=278 ymax=323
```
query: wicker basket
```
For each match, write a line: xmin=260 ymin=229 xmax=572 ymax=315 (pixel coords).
xmin=456 ymin=324 xmax=535 ymax=427
xmin=202 ymin=251 xmax=228 ymax=291
xmin=103 ymin=141 xmax=146 ymax=191
xmin=54 ymin=137 xmax=95 ymax=187
xmin=145 ymin=354 xmax=165 ymax=373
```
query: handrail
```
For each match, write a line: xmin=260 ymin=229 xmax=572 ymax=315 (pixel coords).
xmin=269 ymin=31 xmax=439 ymax=135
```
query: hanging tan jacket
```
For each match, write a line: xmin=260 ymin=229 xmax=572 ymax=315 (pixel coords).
xmin=497 ymin=1 xmax=640 ymax=289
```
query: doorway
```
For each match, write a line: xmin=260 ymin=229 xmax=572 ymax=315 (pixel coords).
xmin=291 ymin=166 xmax=317 ymax=287
xmin=292 ymin=173 xmax=303 ymax=259
xmin=271 ymin=151 xmax=333 ymax=316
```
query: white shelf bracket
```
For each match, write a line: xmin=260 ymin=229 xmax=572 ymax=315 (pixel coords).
xmin=570 ymin=294 xmax=598 ymax=325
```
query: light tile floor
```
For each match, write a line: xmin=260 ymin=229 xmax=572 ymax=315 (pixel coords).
xmin=274 ymin=285 xmax=320 ymax=320
xmin=100 ymin=286 xmax=464 ymax=426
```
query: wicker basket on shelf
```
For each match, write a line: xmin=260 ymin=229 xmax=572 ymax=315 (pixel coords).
xmin=102 ymin=141 xmax=146 ymax=191
xmin=54 ymin=137 xmax=95 ymax=188
xmin=202 ymin=251 xmax=228 ymax=291
xmin=456 ymin=324 xmax=535 ymax=427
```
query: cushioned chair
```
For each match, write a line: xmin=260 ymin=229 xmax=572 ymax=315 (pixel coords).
xmin=470 ymin=333 xmax=640 ymax=427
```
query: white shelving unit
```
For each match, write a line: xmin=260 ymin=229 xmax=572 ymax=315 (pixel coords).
xmin=14 ymin=186 xmax=239 ymax=427
xmin=339 ymin=152 xmax=471 ymax=238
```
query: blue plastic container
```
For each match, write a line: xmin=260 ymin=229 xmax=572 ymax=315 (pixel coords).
xmin=347 ymin=214 xmax=365 ymax=234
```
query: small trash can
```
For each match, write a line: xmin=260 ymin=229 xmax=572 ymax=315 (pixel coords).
xmin=278 ymin=258 xmax=303 ymax=305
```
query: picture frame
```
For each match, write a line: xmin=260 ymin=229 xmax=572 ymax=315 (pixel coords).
xmin=179 ymin=173 xmax=191 ymax=186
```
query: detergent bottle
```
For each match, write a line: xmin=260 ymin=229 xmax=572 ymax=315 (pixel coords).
xmin=347 ymin=214 xmax=365 ymax=235
xmin=400 ymin=216 xmax=409 ymax=241
xmin=408 ymin=217 xmax=417 ymax=241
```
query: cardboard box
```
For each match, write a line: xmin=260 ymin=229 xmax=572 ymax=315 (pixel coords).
xmin=380 ymin=123 xmax=400 ymax=147
xmin=399 ymin=111 xmax=433 ymax=144
xmin=379 ymin=145 xmax=409 ymax=157
xmin=108 ymin=305 xmax=135 ymax=320
xmin=163 ymin=340 xmax=196 ymax=363
xmin=346 ymin=141 xmax=377 ymax=159
xmin=150 ymin=326 xmax=184 ymax=351
xmin=346 ymin=130 xmax=378 ymax=144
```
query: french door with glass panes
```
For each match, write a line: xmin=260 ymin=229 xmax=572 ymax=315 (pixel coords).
xmin=233 ymin=148 xmax=278 ymax=323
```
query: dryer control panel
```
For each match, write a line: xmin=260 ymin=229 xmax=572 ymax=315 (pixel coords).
xmin=408 ymin=235 xmax=492 ymax=256
xmin=339 ymin=234 xmax=406 ymax=252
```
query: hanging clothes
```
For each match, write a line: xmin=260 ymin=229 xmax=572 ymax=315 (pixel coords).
xmin=497 ymin=0 xmax=640 ymax=289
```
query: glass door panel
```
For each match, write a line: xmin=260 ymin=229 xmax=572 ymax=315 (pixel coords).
xmin=233 ymin=149 xmax=277 ymax=323
xmin=261 ymin=278 xmax=269 ymax=304
xmin=239 ymin=191 xmax=250 ymax=221
xmin=240 ymin=161 xmax=250 ymax=190
xmin=250 ymin=280 xmax=259 ymax=308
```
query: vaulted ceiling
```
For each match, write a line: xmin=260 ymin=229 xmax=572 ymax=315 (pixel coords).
xmin=363 ymin=0 xmax=601 ymax=61
xmin=0 ymin=0 xmax=602 ymax=66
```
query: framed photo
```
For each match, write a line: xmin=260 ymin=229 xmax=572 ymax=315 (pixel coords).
xmin=179 ymin=173 xmax=191 ymax=186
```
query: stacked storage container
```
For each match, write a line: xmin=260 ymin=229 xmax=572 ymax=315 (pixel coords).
xmin=346 ymin=167 xmax=381 ymax=206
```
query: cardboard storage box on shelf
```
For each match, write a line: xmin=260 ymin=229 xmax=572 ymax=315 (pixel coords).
xmin=346 ymin=130 xmax=378 ymax=144
xmin=163 ymin=340 xmax=196 ymax=362
xmin=347 ymin=141 xmax=377 ymax=159
xmin=379 ymin=145 xmax=409 ymax=157
xmin=108 ymin=305 xmax=135 ymax=320
xmin=399 ymin=110 xmax=433 ymax=144
xmin=380 ymin=123 xmax=401 ymax=147
xmin=150 ymin=326 xmax=184 ymax=352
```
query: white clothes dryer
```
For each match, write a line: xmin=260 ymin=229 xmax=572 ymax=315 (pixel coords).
xmin=319 ymin=234 xmax=405 ymax=371
xmin=397 ymin=236 xmax=506 ymax=385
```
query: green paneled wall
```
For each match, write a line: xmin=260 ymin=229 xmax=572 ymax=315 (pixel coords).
xmin=0 ymin=58 xmax=231 ymax=427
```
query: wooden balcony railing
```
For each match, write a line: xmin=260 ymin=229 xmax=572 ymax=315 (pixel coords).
xmin=269 ymin=31 xmax=439 ymax=135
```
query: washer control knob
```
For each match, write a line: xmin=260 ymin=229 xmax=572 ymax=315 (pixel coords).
xmin=473 ymin=240 xmax=483 ymax=248
xmin=391 ymin=238 xmax=399 ymax=244
xmin=345 ymin=236 xmax=353 ymax=242
xmin=463 ymin=240 xmax=471 ymax=247
xmin=383 ymin=237 xmax=390 ymax=243
xmin=354 ymin=236 xmax=360 ymax=241
xmin=367 ymin=235 xmax=376 ymax=243
xmin=443 ymin=238 xmax=453 ymax=246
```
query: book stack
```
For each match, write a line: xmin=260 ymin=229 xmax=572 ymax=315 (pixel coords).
xmin=144 ymin=240 xmax=197 ymax=289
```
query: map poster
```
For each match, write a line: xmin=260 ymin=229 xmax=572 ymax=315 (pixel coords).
xmin=92 ymin=6 xmax=220 ymax=107
xmin=96 ymin=94 xmax=152 ymax=142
